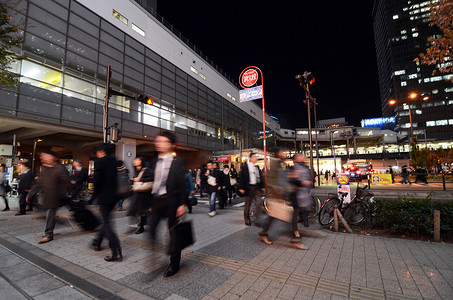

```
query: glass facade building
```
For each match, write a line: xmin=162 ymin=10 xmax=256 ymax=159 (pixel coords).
xmin=372 ymin=0 xmax=453 ymax=141
xmin=0 ymin=0 xmax=279 ymax=165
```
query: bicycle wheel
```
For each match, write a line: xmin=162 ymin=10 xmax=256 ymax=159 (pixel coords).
xmin=318 ymin=197 xmax=340 ymax=226
xmin=343 ymin=201 xmax=365 ymax=225
xmin=308 ymin=194 xmax=321 ymax=218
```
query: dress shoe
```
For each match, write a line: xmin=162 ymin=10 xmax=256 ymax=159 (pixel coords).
xmin=292 ymin=242 xmax=308 ymax=250
xmin=303 ymin=221 xmax=310 ymax=227
xmin=105 ymin=251 xmax=122 ymax=262
xmin=2 ymin=208 xmax=10 ymax=212
xmin=15 ymin=212 xmax=26 ymax=216
xmin=245 ymin=220 xmax=252 ymax=226
xmin=163 ymin=265 xmax=180 ymax=277
xmin=38 ymin=237 xmax=53 ymax=244
xmin=135 ymin=226 xmax=144 ymax=234
xmin=259 ymin=236 xmax=273 ymax=245
xmin=26 ymin=208 xmax=33 ymax=211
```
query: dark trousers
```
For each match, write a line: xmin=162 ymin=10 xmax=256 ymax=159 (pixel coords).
xmin=44 ymin=208 xmax=57 ymax=238
xmin=244 ymin=185 xmax=261 ymax=222
xmin=97 ymin=203 xmax=121 ymax=255
xmin=149 ymin=197 xmax=181 ymax=268
xmin=1 ymin=195 xmax=9 ymax=209
xmin=219 ymin=188 xmax=227 ymax=208
xmin=19 ymin=194 xmax=27 ymax=213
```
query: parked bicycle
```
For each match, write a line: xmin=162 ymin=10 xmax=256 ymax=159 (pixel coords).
xmin=318 ymin=184 xmax=374 ymax=227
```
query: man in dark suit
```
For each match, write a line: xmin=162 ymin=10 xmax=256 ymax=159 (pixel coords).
xmin=149 ymin=131 xmax=186 ymax=277
xmin=27 ymin=151 xmax=69 ymax=244
xmin=15 ymin=161 xmax=34 ymax=216
xmin=70 ymin=159 xmax=88 ymax=200
xmin=238 ymin=153 xmax=264 ymax=227
xmin=92 ymin=144 xmax=122 ymax=262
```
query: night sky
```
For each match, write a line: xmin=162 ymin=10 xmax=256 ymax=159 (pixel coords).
xmin=157 ymin=1 xmax=382 ymax=129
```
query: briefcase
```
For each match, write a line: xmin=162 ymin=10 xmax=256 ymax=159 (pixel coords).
xmin=170 ymin=220 xmax=195 ymax=252
xmin=189 ymin=196 xmax=198 ymax=206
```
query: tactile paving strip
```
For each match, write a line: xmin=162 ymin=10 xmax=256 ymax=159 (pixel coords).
xmin=122 ymin=235 xmax=422 ymax=300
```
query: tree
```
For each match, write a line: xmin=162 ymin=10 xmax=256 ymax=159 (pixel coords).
xmin=415 ymin=0 xmax=453 ymax=81
xmin=0 ymin=0 xmax=24 ymax=88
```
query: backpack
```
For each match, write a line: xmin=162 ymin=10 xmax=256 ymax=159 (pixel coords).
xmin=117 ymin=165 xmax=131 ymax=197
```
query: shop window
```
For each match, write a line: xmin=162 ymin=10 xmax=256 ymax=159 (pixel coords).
xmin=20 ymin=60 xmax=62 ymax=91
xmin=112 ymin=9 xmax=127 ymax=25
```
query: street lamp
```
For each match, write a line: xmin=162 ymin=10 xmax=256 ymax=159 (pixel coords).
xmin=389 ymin=93 xmax=429 ymax=141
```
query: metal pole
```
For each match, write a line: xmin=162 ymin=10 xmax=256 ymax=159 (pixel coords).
xmin=314 ymin=103 xmax=320 ymax=186
xmin=261 ymin=86 xmax=268 ymax=196
xmin=408 ymin=105 xmax=413 ymax=141
xmin=305 ymin=84 xmax=314 ymax=173
xmin=32 ymin=139 xmax=37 ymax=173
xmin=103 ymin=65 xmax=112 ymax=143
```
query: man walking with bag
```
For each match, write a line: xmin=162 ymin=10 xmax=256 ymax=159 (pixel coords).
xmin=15 ymin=161 xmax=34 ymax=216
xmin=149 ymin=131 xmax=187 ymax=277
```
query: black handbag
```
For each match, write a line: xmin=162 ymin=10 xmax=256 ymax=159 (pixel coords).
xmin=189 ymin=196 xmax=198 ymax=206
xmin=3 ymin=182 xmax=11 ymax=194
xmin=170 ymin=219 xmax=195 ymax=252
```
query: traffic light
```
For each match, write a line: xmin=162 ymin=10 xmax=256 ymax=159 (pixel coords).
xmin=295 ymin=71 xmax=315 ymax=86
xmin=136 ymin=93 xmax=153 ymax=105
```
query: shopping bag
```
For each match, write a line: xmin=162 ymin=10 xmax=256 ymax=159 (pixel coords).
xmin=265 ymin=198 xmax=293 ymax=223
xmin=170 ymin=220 xmax=195 ymax=252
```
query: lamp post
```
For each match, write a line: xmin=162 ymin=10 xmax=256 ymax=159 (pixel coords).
xmin=389 ymin=93 xmax=428 ymax=141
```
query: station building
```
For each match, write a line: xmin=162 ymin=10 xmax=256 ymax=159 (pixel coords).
xmin=0 ymin=0 xmax=279 ymax=173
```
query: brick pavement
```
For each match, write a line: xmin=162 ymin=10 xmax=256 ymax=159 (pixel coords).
xmin=0 ymin=196 xmax=452 ymax=299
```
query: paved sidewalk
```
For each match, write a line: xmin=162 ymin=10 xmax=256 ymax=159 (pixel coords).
xmin=0 ymin=196 xmax=452 ymax=299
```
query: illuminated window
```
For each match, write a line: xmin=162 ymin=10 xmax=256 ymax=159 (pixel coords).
xmin=416 ymin=110 xmax=422 ymax=115
xmin=432 ymin=89 xmax=438 ymax=94
xmin=401 ymin=36 xmax=407 ymax=40
xmin=394 ymin=70 xmax=405 ymax=75
xmin=449 ymin=119 xmax=453 ymax=125
xmin=393 ymin=15 xmax=399 ymax=19
xmin=446 ymin=87 xmax=453 ymax=93
xmin=132 ymin=24 xmax=145 ymax=37
xmin=436 ymin=120 xmax=448 ymax=126
xmin=232 ymin=97 xmax=236 ymax=102
xmin=426 ymin=121 xmax=435 ymax=127
xmin=412 ymin=33 xmax=419 ymax=37
xmin=190 ymin=66 xmax=198 ymax=74
xmin=226 ymin=93 xmax=232 ymax=98
xmin=408 ymin=74 xmax=417 ymax=79
xmin=401 ymin=30 xmax=407 ymax=34
xmin=113 ymin=9 xmax=128 ymax=25
xmin=401 ymin=81 xmax=407 ymax=86
xmin=434 ymin=101 xmax=445 ymax=106
xmin=199 ymin=72 xmax=206 ymax=80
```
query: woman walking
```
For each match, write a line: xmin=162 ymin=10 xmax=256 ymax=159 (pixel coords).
xmin=127 ymin=157 xmax=153 ymax=234
xmin=0 ymin=166 xmax=10 ymax=211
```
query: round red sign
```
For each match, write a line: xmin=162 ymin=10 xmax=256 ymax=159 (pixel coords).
xmin=241 ymin=69 xmax=259 ymax=87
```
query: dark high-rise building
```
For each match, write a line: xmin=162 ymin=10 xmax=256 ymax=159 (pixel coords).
xmin=372 ymin=0 xmax=453 ymax=141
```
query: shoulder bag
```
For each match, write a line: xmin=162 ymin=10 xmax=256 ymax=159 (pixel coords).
xmin=132 ymin=168 xmax=153 ymax=192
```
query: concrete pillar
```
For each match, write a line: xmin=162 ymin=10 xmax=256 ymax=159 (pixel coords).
xmin=115 ymin=138 xmax=136 ymax=175
xmin=353 ymin=137 xmax=357 ymax=154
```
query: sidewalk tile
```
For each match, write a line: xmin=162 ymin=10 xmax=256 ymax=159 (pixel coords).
xmin=15 ymin=272 xmax=66 ymax=297
xmin=34 ymin=286 xmax=91 ymax=300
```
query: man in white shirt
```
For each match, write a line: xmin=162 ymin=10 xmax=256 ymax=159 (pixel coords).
xmin=238 ymin=153 xmax=263 ymax=226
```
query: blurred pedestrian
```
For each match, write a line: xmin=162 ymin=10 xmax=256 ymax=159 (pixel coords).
xmin=203 ymin=160 xmax=221 ymax=216
xmin=0 ymin=165 xmax=10 ymax=211
xmin=70 ymin=159 xmax=88 ymax=200
xmin=149 ymin=131 xmax=187 ymax=277
xmin=200 ymin=164 xmax=207 ymax=198
xmin=116 ymin=160 xmax=129 ymax=211
xmin=229 ymin=165 xmax=238 ymax=200
xmin=238 ymin=153 xmax=263 ymax=227
xmin=15 ymin=161 xmax=34 ymax=216
xmin=185 ymin=170 xmax=196 ymax=213
xmin=401 ymin=165 xmax=411 ymax=185
xmin=388 ymin=166 xmax=395 ymax=183
xmin=91 ymin=144 xmax=122 ymax=261
xmin=27 ymin=151 xmax=70 ymax=244
xmin=127 ymin=157 xmax=152 ymax=234
xmin=219 ymin=165 xmax=232 ymax=208
xmin=287 ymin=153 xmax=311 ymax=249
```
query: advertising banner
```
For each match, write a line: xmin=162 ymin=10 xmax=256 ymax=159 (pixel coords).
xmin=337 ymin=173 xmax=351 ymax=203
xmin=216 ymin=156 xmax=231 ymax=162
xmin=239 ymin=85 xmax=263 ymax=102
xmin=371 ymin=174 xmax=392 ymax=184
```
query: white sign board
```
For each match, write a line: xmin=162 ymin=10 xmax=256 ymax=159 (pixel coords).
xmin=239 ymin=85 xmax=263 ymax=102
xmin=336 ymin=173 xmax=351 ymax=204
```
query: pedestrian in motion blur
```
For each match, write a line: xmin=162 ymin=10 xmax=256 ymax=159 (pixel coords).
xmin=127 ymin=157 xmax=152 ymax=234
xmin=91 ymin=144 xmax=122 ymax=261
xmin=238 ymin=153 xmax=263 ymax=227
xmin=70 ymin=159 xmax=88 ymax=201
xmin=203 ymin=160 xmax=220 ymax=217
xmin=15 ymin=161 xmax=34 ymax=216
xmin=0 ymin=165 xmax=10 ymax=211
xmin=27 ymin=151 xmax=69 ymax=244
xmin=401 ymin=165 xmax=411 ymax=185
xmin=149 ymin=131 xmax=187 ymax=277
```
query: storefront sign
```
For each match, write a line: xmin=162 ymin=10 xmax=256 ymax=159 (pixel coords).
xmin=371 ymin=174 xmax=392 ymax=184
xmin=337 ymin=173 xmax=351 ymax=203
xmin=360 ymin=117 xmax=396 ymax=129
xmin=216 ymin=156 xmax=231 ymax=161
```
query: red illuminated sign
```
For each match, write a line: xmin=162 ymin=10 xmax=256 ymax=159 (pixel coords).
xmin=216 ymin=156 xmax=231 ymax=161
xmin=241 ymin=69 xmax=258 ymax=87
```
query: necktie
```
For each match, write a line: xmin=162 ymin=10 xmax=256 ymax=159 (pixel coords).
xmin=155 ymin=158 xmax=170 ymax=196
